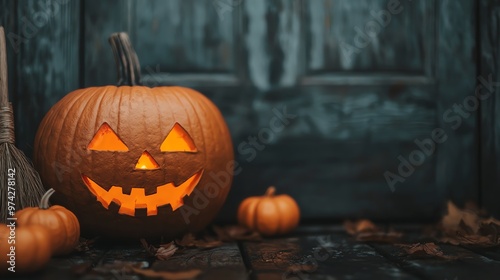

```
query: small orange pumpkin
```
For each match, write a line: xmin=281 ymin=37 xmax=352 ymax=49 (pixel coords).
xmin=15 ymin=188 xmax=80 ymax=255
xmin=238 ymin=186 xmax=300 ymax=236
xmin=0 ymin=224 xmax=52 ymax=274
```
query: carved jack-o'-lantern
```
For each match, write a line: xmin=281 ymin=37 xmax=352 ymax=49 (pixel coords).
xmin=33 ymin=33 xmax=234 ymax=239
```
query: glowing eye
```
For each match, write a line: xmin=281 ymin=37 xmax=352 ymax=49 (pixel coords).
xmin=88 ymin=123 xmax=128 ymax=151
xmin=160 ymin=123 xmax=197 ymax=152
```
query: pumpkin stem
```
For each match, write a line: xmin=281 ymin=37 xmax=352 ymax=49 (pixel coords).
xmin=39 ymin=188 xmax=55 ymax=209
xmin=108 ymin=32 xmax=142 ymax=86
xmin=265 ymin=186 xmax=276 ymax=197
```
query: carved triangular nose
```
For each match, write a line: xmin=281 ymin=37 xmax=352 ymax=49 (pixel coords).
xmin=135 ymin=151 xmax=159 ymax=170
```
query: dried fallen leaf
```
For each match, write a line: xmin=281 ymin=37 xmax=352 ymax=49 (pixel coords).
xmin=71 ymin=262 xmax=92 ymax=276
xmin=156 ymin=242 xmax=178 ymax=260
xmin=141 ymin=239 xmax=178 ymax=260
xmin=141 ymin=238 xmax=158 ymax=257
xmin=344 ymin=219 xmax=377 ymax=235
xmin=286 ymin=264 xmax=318 ymax=273
xmin=130 ymin=267 xmax=202 ymax=280
xmin=93 ymin=260 xmax=149 ymax=275
xmin=74 ymin=237 xmax=99 ymax=252
xmin=175 ymin=233 xmax=196 ymax=247
xmin=439 ymin=201 xmax=500 ymax=246
xmin=398 ymin=242 xmax=458 ymax=260
xmin=344 ymin=220 xmax=402 ymax=243
xmin=175 ymin=233 xmax=223 ymax=249
xmin=441 ymin=201 xmax=480 ymax=234
xmin=355 ymin=231 xmax=402 ymax=243
xmin=213 ymin=225 xmax=262 ymax=241
xmin=406 ymin=243 xmax=442 ymax=256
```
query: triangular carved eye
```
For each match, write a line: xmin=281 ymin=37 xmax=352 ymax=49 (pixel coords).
xmin=160 ymin=123 xmax=197 ymax=152
xmin=88 ymin=123 xmax=129 ymax=151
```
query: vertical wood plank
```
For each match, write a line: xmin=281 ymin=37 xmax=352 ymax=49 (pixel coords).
xmin=83 ymin=0 xmax=131 ymax=86
xmin=0 ymin=0 xmax=16 ymax=114
xmin=134 ymin=0 xmax=235 ymax=72
xmin=243 ymin=0 xmax=301 ymax=90
xmin=435 ymin=0 xmax=478 ymax=206
xmin=303 ymin=0 xmax=429 ymax=73
xmin=15 ymin=0 xmax=80 ymax=156
xmin=479 ymin=0 xmax=500 ymax=217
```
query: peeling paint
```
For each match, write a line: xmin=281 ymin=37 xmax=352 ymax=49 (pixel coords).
xmin=244 ymin=0 xmax=270 ymax=90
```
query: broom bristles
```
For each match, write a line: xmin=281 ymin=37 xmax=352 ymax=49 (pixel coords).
xmin=0 ymin=142 xmax=45 ymax=223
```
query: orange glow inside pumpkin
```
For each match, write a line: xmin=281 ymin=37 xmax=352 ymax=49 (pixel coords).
xmin=135 ymin=151 xmax=160 ymax=170
xmin=161 ymin=123 xmax=197 ymax=152
xmin=84 ymin=122 xmax=202 ymax=216
xmin=82 ymin=170 xmax=203 ymax=216
xmin=88 ymin=122 xmax=128 ymax=151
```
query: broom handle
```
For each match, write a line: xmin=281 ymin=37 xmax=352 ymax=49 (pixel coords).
xmin=0 ymin=26 xmax=8 ymax=107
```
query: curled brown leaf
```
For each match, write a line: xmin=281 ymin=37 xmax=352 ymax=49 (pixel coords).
xmin=175 ymin=233 xmax=223 ymax=249
xmin=344 ymin=219 xmax=401 ymax=243
xmin=212 ymin=225 xmax=262 ymax=241
xmin=130 ymin=267 xmax=202 ymax=280
xmin=398 ymin=242 xmax=459 ymax=260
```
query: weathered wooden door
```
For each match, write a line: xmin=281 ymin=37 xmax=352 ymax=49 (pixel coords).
xmin=1 ymin=0 xmax=478 ymax=222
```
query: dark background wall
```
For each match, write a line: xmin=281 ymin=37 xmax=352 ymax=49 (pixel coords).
xmin=0 ymin=0 xmax=497 ymax=222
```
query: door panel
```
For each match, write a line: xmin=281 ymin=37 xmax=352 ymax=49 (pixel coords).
xmin=304 ymin=0 xmax=432 ymax=73
xmin=80 ymin=0 xmax=477 ymax=222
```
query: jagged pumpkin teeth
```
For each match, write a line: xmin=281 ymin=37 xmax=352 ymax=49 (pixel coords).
xmin=82 ymin=170 xmax=203 ymax=216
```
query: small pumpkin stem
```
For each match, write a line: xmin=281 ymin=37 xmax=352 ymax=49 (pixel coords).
xmin=39 ymin=188 xmax=55 ymax=209
xmin=265 ymin=186 xmax=276 ymax=197
xmin=108 ymin=32 xmax=142 ymax=86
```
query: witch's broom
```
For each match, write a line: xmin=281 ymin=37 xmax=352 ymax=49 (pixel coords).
xmin=0 ymin=26 xmax=45 ymax=223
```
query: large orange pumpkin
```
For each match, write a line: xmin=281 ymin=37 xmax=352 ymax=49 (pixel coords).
xmin=34 ymin=33 xmax=234 ymax=239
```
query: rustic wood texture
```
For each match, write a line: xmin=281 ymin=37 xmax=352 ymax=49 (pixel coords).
xmin=479 ymin=0 xmax=500 ymax=218
xmin=242 ymin=233 xmax=419 ymax=279
xmin=28 ymin=239 xmax=247 ymax=280
xmin=435 ymin=0 xmax=478 ymax=209
xmin=151 ymin=243 xmax=248 ymax=280
xmin=14 ymin=0 xmax=80 ymax=157
xmin=83 ymin=0 xmax=239 ymax=87
xmin=79 ymin=0 xmax=478 ymax=223
xmin=303 ymin=0 xmax=432 ymax=73
xmin=0 ymin=0 xmax=480 ymax=223
xmin=372 ymin=243 xmax=500 ymax=280
xmin=9 ymin=225 xmax=500 ymax=279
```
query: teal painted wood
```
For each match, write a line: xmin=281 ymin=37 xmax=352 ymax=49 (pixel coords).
xmin=479 ymin=0 xmax=500 ymax=217
xmin=14 ymin=0 xmax=81 ymax=156
xmin=81 ymin=0 xmax=478 ymax=222
xmin=435 ymin=0 xmax=478 ymax=207
xmin=83 ymin=0 xmax=239 ymax=87
xmin=83 ymin=0 xmax=132 ymax=87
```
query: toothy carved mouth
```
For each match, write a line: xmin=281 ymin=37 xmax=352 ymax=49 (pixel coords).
xmin=82 ymin=170 xmax=203 ymax=216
